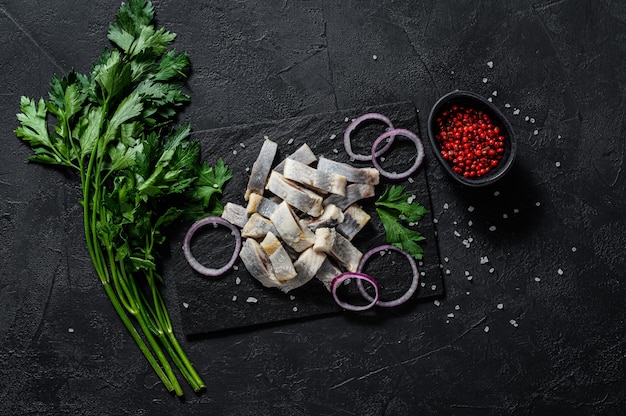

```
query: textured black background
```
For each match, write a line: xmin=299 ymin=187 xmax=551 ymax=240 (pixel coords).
xmin=1 ymin=1 xmax=625 ymax=415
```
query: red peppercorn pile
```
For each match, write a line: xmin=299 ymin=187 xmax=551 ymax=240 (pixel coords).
xmin=434 ymin=104 xmax=506 ymax=178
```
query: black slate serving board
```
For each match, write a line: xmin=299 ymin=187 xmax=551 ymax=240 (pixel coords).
xmin=167 ymin=101 xmax=444 ymax=336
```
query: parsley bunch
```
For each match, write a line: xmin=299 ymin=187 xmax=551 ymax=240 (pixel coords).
xmin=375 ymin=185 xmax=428 ymax=260
xmin=15 ymin=0 xmax=231 ymax=396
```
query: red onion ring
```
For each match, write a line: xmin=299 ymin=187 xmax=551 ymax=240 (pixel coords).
xmin=330 ymin=272 xmax=380 ymax=312
xmin=183 ymin=216 xmax=242 ymax=277
xmin=356 ymin=244 xmax=419 ymax=307
xmin=344 ymin=113 xmax=395 ymax=161
xmin=371 ymin=128 xmax=425 ymax=180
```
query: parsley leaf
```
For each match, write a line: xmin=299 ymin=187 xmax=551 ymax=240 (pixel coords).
xmin=375 ymin=185 xmax=428 ymax=260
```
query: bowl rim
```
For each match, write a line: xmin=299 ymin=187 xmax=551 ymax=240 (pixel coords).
xmin=427 ymin=89 xmax=517 ymax=187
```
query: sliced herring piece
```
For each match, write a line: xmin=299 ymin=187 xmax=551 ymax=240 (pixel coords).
xmin=221 ymin=202 xmax=249 ymax=228
xmin=245 ymin=139 xmax=278 ymax=201
xmin=246 ymin=192 xmax=278 ymax=218
xmin=283 ymin=158 xmax=347 ymax=195
xmin=270 ymin=201 xmax=316 ymax=252
xmin=315 ymin=258 xmax=342 ymax=291
xmin=313 ymin=227 xmax=363 ymax=272
xmin=241 ymin=213 xmax=278 ymax=239
xmin=305 ymin=204 xmax=344 ymax=231
xmin=266 ymin=171 xmax=323 ymax=217
xmin=322 ymin=183 xmax=375 ymax=210
xmin=317 ymin=157 xmax=380 ymax=185
xmin=336 ymin=204 xmax=371 ymax=240
xmin=239 ymin=238 xmax=281 ymax=288
xmin=260 ymin=232 xmax=297 ymax=281
xmin=274 ymin=143 xmax=317 ymax=173
xmin=279 ymin=247 xmax=327 ymax=292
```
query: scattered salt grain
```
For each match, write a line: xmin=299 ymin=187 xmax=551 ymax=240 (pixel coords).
xmin=344 ymin=117 xmax=350 ymax=122
xmin=246 ymin=297 xmax=258 ymax=303
xmin=525 ymin=116 xmax=530 ymax=121
xmin=465 ymin=270 xmax=470 ymax=276
xmin=530 ymin=117 xmax=535 ymax=123
xmin=510 ymin=319 xmax=518 ymax=327
xmin=484 ymin=326 xmax=490 ymax=332
xmin=235 ymin=277 xmax=241 ymax=285
xmin=287 ymin=138 xmax=294 ymax=145
xmin=330 ymin=134 xmax=337 ymax=140
xmin=488 ymin=97 xmax=493 ymax=102
xmin=494 ymin=191 xmax=500 ymax=196
xmin=444 ymin=257 xmax=449 ymax=263
xmin=467 ymin=275 xmax=473 ymax=281
xmin=233 ymin=265 xmax=239 ymax=271
xmin=535 ymin=201 xmax=541 ymax=207
xmin=492 ymin=90 xmax=498 ymax=96
xmin=408 ymin=177 xmax=415 ymax=184
xmin=533 ymin=129 xmax=539 ymax=136
xmin=445 ymin=269 xmax=451 ymax=275
xmin=468 ymin=220 xmax=473 ymax=227
xmin=557 ymin=268 xmax=564 ymax=276
xmin=489 ymin=267 xmax=495 ymax=274
xmin=513 ymin=109 xmax=520 ymax=115
xmin=372 ymin=54 xmax=378 ymax=60
xmin=434 ymin=300 xmax=441 ymax=307
xmin=482 ymin=77 xmax=488 ymax=83
xmin=292 ymin=306 xmax=298 ymax=312
xmin=454 ymin=230 xmax=461 ymax=237
xmin=431 ymin=284 xmax=437 ymax=291
xmin=433 ymin=218 xmax=439 ymax=224
xmin=535 ymin=277 xmax=541 ymax=282
xmin=555 ymin=161 xmax=561 ymax=168
xmin=505 ymin=103 xmax=511 ymax=108
xmin=443 ymin=203 xmax=449 ymax=210
xmin=212 ymin=183 xmax=219 ymax=188
xmin=333 ymin=148 xmax=339 ymax=154
xmin=487 ymin=61 xmax=494 ymax=68
xmin=571 ymin=247 xmax=577 ymax=252
xmin=421 ymin=281 xmax=426 ymax=287
xmin=447 ymin=313 xmax=455 ymax=318
xmin=239 ymin=142 xmax=246 ymax=148
xmin=263 ymin=135 xmax=269 ymax=140
xmin=468 ymin=206 xmax=475 ymax=212
xmin=454 ymin=305 xmax=460 ymax=310
xmin=513 ymin=208 xmax=519 ymax=214
xmin=489 ymin=225 xmax=497 ymax=232
xmin=497 ymin=303 xmax=504 ymax=310
xmin=232 ymin=295 xmax=238 ymax=301
xmin=232 ymin=150 xmax=237 ymax=155
xmin=182 ymin=302 xmax=189 ymax=309
xmin=503 ymin=213 xmax=508 ymax=219
xmin=480 ymin=256 xmax=489 ymax=264
xmin=68 ymin=328 xmax=74 ymax=333
xmin=290 ymin=295 xmax=296 ymax=300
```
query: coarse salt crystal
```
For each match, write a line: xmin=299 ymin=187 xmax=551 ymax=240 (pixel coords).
xmin=533 ymin=129 xmax=539 ymax=135
xmin=487 ymin=61 xmax=494 ymax=68
xmin=480 ymin=256 xmax=489 ymax=264
xmin=489 ymin=267 xmax=495 ymax=273
xmin=488 ymin=97 xmax=493 ymax=102
xmin=182 ymin=302 xmax=189 ymax=309
xmin=434 ymin=300 xmax=441 ymax=307
xmin=232 ymin=295 xmax=238 ymax=301
xmin=572 ymin=247 xmax=577 ymax=252
xmin=433 ymin=218 xmax=439 ymax=224
xmin=468 ymin=220 xmax=473 ymax=226
xmin=330 ymin=134 xmax=337 ymax=140
xmin=525 ymin=116 xmax=530 ymax=121
xmin=443 ymin=203 xmax=449 ymax=210
xmin=445 ymin=269 xmax=451 ymax=275
xmin=454 ymin=305 xmax=460 ymax=310
xmin=494 ymin=191 xmax=500 ymax=196
xmin=235 ymin=277 xmax=241 ymax=285
xmin=444 ymin=257 xmax=449 ymax=262
xmin=492 ymin=90 xmax=498 ymax=96
xmin=535 ymin=277 xmax=541 ymax=282
xmin=447 ymin=313 xmax=455 ymax=318
xmin=467 ymin=275 xmax=473 ymax=281
xmin=240 ymin=142 xmax=246 ymax=148
xmin=503 ymin=213 xmax=508 ymax=219
xmin=489 ymin=225 xmax=497 ymax=232
xmin=454 ymin=230 xmax=461 ymax=237
xmin=68 ymin=328 xmax=74 ymax=333
xmin=292 ymin=306 xmax=298 ymax=312
xmin=556 ymin=161 xmax=561 ymax=167
xmin=263 ymin=135 xmax=269 ymax=140
xmin=246 ymin=297 xmax=258 ymax=303
xmin=484 ymin=326 xmax=490 ymax=332
xmin=513 ymin=208 xmax=519 ymax=214
xmin=505 ymin=103 xmax=511 ymax=108
xmin=482 ymin=77 xmax=488 ymax=83
xmin=290 ymin=295 xmax=296 ymax=300
xmin=530 ymin=117 xmax=535 ymax=123
xmin=372 ymin=55 xmax=378 ymax=60
xmin=232 ymin=150 xmax=237 ymax=155
xmin=557 ymin=268 xmax=564 ymax=275
xmin=287 ymin=138 xmax=294 ymax=145
xmin=510 ymin=319 xmax=518 ymax=327
xmin=408 ymin=177 xmax=414 ymax=183
xmin=497 ymin=303 xmax=504 ymax=309
xmin=536 ymin=201 xmax=541 ymax=207
xmin=431 ymin=284 xmax=437 ymax=291
xmin=513 ymin=109 xmax=520 ymax=115
xmin=465 ymin=270 xmax=470 ymax=276
xmin=468 ymin=206 xmax=475 ymax=212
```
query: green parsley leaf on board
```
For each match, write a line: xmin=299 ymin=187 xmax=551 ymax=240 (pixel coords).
xmin=14 ymin=0 xmax=230 ymax=397
xmin=375 ymin=185 xmax=428 ymax=260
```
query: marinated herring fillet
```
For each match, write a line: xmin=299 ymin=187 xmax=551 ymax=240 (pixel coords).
xmin=270 ymin=201 xmax=316 ymax=252
xmin=221 ymin=202 xmax=249 ymax=228
xmin=266 ymin=171 xmax=323 ymax=216
xmin=274 ymin=143 xmax=317 ymax=173
xmin=239 ymin=238 xmax=281 ymax=288
xmin=323 ymin=183 xmax=375 ymax=210
xmin=283 ymin=158 xmax=347 ymax=195
xmin=241 ymin=213 xmax=278 ymax=239
xmin=260 ymin=232 xmax=297 ymax=281
xmin=246 ymin=192 xmax=279 ymax=218
xmin=245 ymin=139 xmax=278 ymax=201
xmin=317 ymin=156 xmax=380 ymax=185
xmin=336 ymin=204 xmax=371 ymax=240
xmin=313 ymin=227 xmax=363 ymax=272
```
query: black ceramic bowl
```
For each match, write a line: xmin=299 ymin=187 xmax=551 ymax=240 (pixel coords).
xmin=427 ymin=90 xmax=517 ymax=187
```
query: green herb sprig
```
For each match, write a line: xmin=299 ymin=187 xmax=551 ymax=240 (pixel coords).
xmin=375 ymin=185 xmax=428 ymax=260
xmin=15 ymin=0 xmax=231 ymax=396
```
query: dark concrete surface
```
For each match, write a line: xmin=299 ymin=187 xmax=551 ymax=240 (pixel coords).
xmin=1 ymin=0 xmax=625 ymax=415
